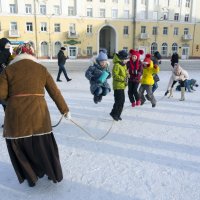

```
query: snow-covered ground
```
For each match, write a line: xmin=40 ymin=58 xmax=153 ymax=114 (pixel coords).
xmin=0 ymin=69 xmax=200 ymax=200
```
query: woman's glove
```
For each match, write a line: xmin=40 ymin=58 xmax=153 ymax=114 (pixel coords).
xmin=64 ymin=112 xmax=72 ymax=120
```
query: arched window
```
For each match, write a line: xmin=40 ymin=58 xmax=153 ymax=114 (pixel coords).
xmin=54 ymin=41 xmax=61 ymax=57
xmin=151 ymin=42 xmax=158 ymax=55
xmin=161 ymin=43 xmax=168 ymax=56
xmin=172 ymin=43 xmax=178 ymax=53
xmin=41 ymin=41 xmax=48 ymax=57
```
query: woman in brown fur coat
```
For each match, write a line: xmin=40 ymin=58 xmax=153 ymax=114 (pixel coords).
xmin=0 ymin=46 xmax=70 ymax=187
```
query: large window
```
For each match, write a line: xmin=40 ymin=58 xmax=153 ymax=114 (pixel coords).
xmin=54 ymin=24 xmax=60 ymax=32
xmin=151 ymin=43 xmax=158 ymax=54
xmin=174 ymin=13 xmax=179 ymax=21
xmin=26 ymin=22 xmax=33 ymax=32
xmin=25 ymin=4 xmax=32 ymax=14
xmin=54 ymin=5 xmax=60 ymax=15
xmin=87 ymin=25 xmax=93 ymax=34
xmin=68 ymin=6 xmax=75 ymax=16
xmin=69 ymin=23 xmax=76 ymax=35
xmin=87 ymin=47 xmax=93 ymax=56
xmin=87 ymin=8 xmax=93 ymax=17
xmin=185 ymin=0 xmax=190 ymax=7
xmin=185 ymin=14 xmax=189 ymax=22
xmin=161 ymin=43 xmax=168 ymax=56
xmin=174 ymin=27 xmax=179 ymax=35
xmin=112 ymin=9 xmax=118 ymax=18
xmin=54 ymin=42 xmax=61 ymax=57
xmin=141 ymin=26 xmax=146 ymax=33
xmin=172 ymin=43 xmax=178 ymax=53
xmin=41 ymin=42 xmax=48 ymax=57
xmin=40 ymin=22 xmax=47 ymax=32
xmin=152 ymin=27 xmax=157 ymax=35
xmin=163 ymin=12 xmax=168 ymax=20
xmin=123 ymin=26 xmax=129 ymax=35
xmin=9 ymin=4 xmax=17 ymax=13
xmin=184 ymin=28 xmax=189 ymax=35
xmin=10 ymin=22 xmax=17 ymax=30
xmin=40 ymin=5 xmax=46 ymax=15
xmin=100 ymin=9 xmax=105 ymax=18
xmin=124 ymin=10 xmax=129 ymax=18
xmin=163 ymin=27 xmax=168 ymax=35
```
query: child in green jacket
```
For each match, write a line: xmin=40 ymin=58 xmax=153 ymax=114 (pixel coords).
xmin=110 ymin=50 xmax=129 ymax=121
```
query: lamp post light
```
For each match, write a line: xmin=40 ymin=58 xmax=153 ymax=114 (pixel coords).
xmin=48 ymin=14 xmax=54 ymax=60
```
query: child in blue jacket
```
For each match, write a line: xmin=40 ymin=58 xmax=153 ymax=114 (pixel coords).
xmin=85 ymin=52 xmax=111 ymax=104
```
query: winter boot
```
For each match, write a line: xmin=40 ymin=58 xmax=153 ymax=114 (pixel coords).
xmin=67 ymin=78 xmax=72 ymax=82
xmin=136 ymin=100 xmax=141 ymax=106
xmin=110 ymin=112 xmax=118 ymax=121
xmin=169 ymin=88 xmax=173 ymax=98
xmin=93 ymin=95 xmax=99 ymax=104
xmin=180 ymin=87 xmax=185 ymax=101
xmin=132 ymin=102 xmax=136 ymax=107
xmin=98 ymin=95 xmax=103 ymax=102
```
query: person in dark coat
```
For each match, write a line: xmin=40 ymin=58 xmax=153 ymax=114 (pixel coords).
xmin=0 ymin=38 xmax=11 ymax=127
xmin=0 ymin=46 xmax=71 ymax=187
xmin=0 ymin=38 xmax=11 ymax=73
xmin=56 ymin=47 xmax=72 ymax=82
xmin=85 ymin=52 xmax=111 ymax=103
xmin=171 ymin=52 xmax=179 ymax=67
xmin=126 ymin=49 xmax=143 ymax=107
xmin=151 ymin=51 xmax=162 ymax=93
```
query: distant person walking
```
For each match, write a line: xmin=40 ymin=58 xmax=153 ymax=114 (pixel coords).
xmin=171 ymin=52 xmax=179 ymax=67
xmin=56 ymin=47 xmax=72 ymax=82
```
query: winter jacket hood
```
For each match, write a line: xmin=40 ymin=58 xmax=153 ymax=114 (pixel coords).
xmin=140 ymin=60 xmax=160 ymax=85
xmin=112 ymin=54 xmax=128 ymax=90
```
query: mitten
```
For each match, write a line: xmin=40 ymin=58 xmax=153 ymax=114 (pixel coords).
xmin=64 ymin=112 xmax=72 ymax=120
xmin=107 ymin=72 xmax=111 ymax=79
xmin=90 ymin=77 xmax=96 ymax=81
xmin=154 ymin=64 xmax=158 ymax=69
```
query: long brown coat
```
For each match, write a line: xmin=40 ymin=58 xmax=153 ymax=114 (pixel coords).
xmin=0 ymin=54 xmax=69 ymax=138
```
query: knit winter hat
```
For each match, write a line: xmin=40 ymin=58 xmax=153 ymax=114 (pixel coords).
xmin=143 ymin=54 xmax=152 ymax=66
xmin=129 ymin=49 xmax=144 ymax=60
xmin=154 ymin=51 xmax=162 ymax=60
xmin=61 ymin=47 xmax=66 ymax=50
xmin=97 ymin=51 xmax=108 ymax=61
xmin=117 ymin=50 xmax=128 ymax=60
xmin=0 ymin=38 xmax=11 ymax=51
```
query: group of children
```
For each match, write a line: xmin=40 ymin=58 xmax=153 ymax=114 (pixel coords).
xmin=85 ymin=49 xmax=161 ymax=121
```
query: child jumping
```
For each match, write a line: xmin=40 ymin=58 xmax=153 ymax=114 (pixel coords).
xmin=85 ymin=52 xmax=111 ymax=104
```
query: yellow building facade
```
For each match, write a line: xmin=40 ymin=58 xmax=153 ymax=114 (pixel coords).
xmin=0 ymin=0 xmax=200 ymax=59
xmin=0 ymin=0 xmax=134 ymax=59
xmin=134 ymin=0 xmax=200 ymax=59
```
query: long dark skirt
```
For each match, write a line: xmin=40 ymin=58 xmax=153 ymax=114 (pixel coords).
xmin=6 ymin=133 xmax=63 ymax=186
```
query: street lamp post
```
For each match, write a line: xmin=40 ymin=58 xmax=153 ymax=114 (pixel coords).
xmin=48 ymin=14 xmax=54 ymax=60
